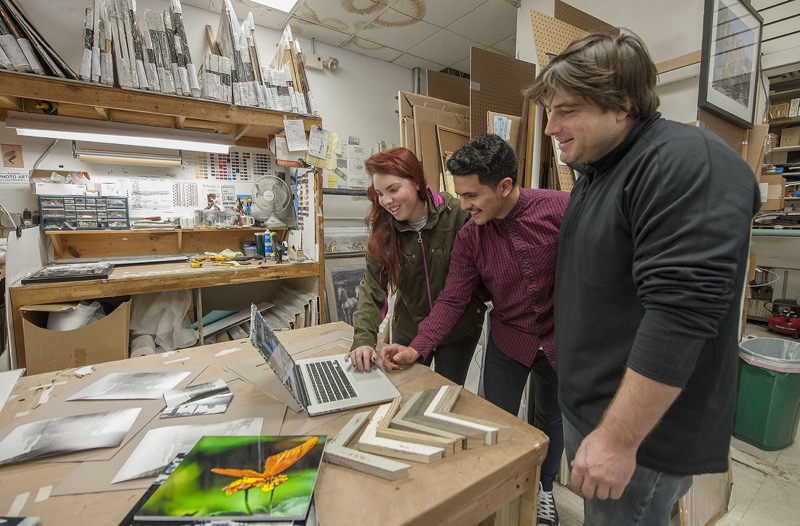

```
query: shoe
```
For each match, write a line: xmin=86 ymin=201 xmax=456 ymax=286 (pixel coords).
xmin=537 ymin=481 xmax=559 ymax=526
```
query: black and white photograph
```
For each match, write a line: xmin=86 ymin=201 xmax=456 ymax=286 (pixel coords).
xmin=160 ymin=379 xmax=233 ymax=418
xmin=697 ymin=0 xmax=763 ymax=127
xmin=0 ymin=408 xmax=141 ymax=466
xmin=324 ymin=257 xmax=365 ymax=324
xmin=111 ymin=417 xmax=263 ymax=484
xmin=66 ymin=371 xmax=191 ymax=401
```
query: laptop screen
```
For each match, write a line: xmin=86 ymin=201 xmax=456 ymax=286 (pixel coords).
xmin=249 ymin=305 xmax=303 ymax=406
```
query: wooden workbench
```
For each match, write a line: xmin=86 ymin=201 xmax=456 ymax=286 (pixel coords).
xmin=9 ymin=259 xmax=322 ymax=370
xmin=0 ymin=323 xmax=548 ymax=526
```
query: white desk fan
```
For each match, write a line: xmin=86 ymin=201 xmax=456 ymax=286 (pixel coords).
xmin=251 ymin=175 xmax=292 ymax=228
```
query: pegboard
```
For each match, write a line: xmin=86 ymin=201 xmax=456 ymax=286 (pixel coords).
xmin=557 ymin=165 xmax=575 ymax=192
xmin=554 ymin=0 xmax=618 ymax=36
xmin=469 ymin=47 xmax=536 ymax=139
xmin=427 ymin=70 xmax=470 ymax=106
xmin=530 ymin=9 xmax=587 ymax=70
xmin=531 ymin=10 xmax=585 ymax=193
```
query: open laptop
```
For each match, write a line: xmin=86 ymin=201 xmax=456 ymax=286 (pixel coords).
xmin=249 ymin=304 xmax=400 ymax=416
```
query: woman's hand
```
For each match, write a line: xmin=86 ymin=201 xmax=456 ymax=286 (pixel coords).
xmin=345 ymin=345 xmax=378 ymax=372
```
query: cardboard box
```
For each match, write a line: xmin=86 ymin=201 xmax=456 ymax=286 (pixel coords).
xmin=781 ymin=127 xmax=800 ymax=147
xmin=21 ymin=299 xmax=131 ymax=374
xmin=759 ymin=175 xmax=785 ymax=211
xmin=790 ymin=98 xmax=800 ymax=118
xmin=765 ymin=150 xmax=788 ymax=166
xmin=769 ymin=102 xmax=789 ymax=120
xmin=31 ymin=182 xmax=88 ymax=195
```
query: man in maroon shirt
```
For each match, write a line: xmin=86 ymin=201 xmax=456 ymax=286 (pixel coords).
xmin=382 ymin=133 xmax=569 ymax=526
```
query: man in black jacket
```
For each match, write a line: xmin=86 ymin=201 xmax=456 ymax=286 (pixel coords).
xmin=530 ymin=32 xmax=760 ymax=524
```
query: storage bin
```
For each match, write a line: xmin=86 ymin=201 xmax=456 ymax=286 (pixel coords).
xmin=733 ymin=338 xmax=800 ymax=451
xmin=20 ymin=299 xmax=131 ymax=374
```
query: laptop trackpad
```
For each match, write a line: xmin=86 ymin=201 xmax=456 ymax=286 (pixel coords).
xmin=350 ymin=368 xmax=384 ymax=381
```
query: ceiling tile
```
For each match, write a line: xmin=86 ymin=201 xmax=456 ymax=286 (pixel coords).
xmin=407 ymin=29 xmax=479 ymax=68
xmin=182 ymin=0 xmax=213 ymax=11
xmin=392 ymin=0 xmax=486 ymax=28
xmin=343 ymin=37 xmax=403 ymax=62
xmin=222 ymin=1 xmax=291 ymax=30
xmin=392 ymin=52 xmax=445 ymax=72
xmin=447 ymin=0 xmax=516 ymax=47
xmin=490 ymin=35 xmax=515 ymax=57
xmin=356 ymin=9 xmax=439 ymax=51
xmin=294 ymin=0 xmax=387 ymax=33
xmin=289 ymin=17 xmax=352 ymax=46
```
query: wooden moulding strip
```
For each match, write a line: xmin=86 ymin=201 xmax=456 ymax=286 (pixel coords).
xmin=426 ymin=386 xmax=497 ymax=445
xmin=376 ymin=397 xmax=459 ymax=457
xmin=323 ymin=410 xmax=411 ymax=480
xmin=390 ymin=391 xmax=465 ymax=452
xmin=358 ymin=403 xmax=445 ymax=464
xmin=402 ymin=388 xmax=484 ymax=450
xmin=432 ymin=386 xmax=511 ymax=444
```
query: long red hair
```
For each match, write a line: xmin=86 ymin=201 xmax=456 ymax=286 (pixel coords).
xmin=364 ymin=148 xmax=427 ymax=290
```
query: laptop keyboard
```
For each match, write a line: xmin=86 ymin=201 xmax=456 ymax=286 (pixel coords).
xmin=306 ymin=360 xmax=357 ymax=404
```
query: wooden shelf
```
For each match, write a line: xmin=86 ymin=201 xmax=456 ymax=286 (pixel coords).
xmin=769 ymin=87 xmax=800 ymax=101
xmin=769 ymin=116 xmax=800 ymax=127
xmin=0 ymin=71 xmax=322 ymax=149
xmin=45 ymin=227 xmax=288 ymax=260
xmin=772 ymin=145 xmax=800 ymax=153
xmin=322 ymin=188 xmax=369 ymax=196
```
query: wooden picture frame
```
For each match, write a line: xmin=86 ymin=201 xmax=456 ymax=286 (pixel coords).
xmin=324 ymin=256 xmax=365 ymax=325
xmin=698 ymin=0 xmax=763 ymax=128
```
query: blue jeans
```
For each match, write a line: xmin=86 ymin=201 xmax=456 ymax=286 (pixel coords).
xmin=563 ymin=418 xmax=693 ymax=525
xmin=394 ymin=324 xmax=482 ymax=386
xmin=482 ymin=334 xmax=563 ymax=492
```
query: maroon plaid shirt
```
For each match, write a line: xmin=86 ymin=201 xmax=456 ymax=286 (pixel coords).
xmin=410 ymin=188 xmax=569 ymax=368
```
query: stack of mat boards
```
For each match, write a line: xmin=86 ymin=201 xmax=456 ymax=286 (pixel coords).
xmin=0 ymin=0 xmax=76 ymax=78
xmin=78 ymin=0 xmax=199 ymax=95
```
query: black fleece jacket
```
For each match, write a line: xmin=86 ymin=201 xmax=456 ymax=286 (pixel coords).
xmin=555 ymin=113 xmax=761 ymax=475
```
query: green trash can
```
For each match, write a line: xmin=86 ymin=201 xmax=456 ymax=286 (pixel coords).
xmin=733 ymin=337 xmax=800 ymax=451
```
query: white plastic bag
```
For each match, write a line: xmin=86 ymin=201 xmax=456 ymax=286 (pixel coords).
xmin=130 ymin=291 xmax=197 ymax=352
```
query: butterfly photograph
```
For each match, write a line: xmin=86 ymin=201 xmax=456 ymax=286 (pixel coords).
xmin=133 ymin=435 xmax=326 ymax=522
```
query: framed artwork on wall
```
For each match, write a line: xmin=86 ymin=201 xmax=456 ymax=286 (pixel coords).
xmin=324 ymin=256 xmax=365 ymax=325
xmin=698 ymin=0 xmax=763 ymax=128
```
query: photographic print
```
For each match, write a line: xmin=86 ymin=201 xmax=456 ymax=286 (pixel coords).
xmin=133 ymin=435 xmax=326 ymax=522
xmin=160 ymin=379 xmax=233 ymax=418
xmin=66 ymin=371 xmax=191 ymax=401
xmin=112 ymin=418 xmax=263 ymax=483
xmin=324 ymin=226 xmax=368 ymax=255
xmin=324 ymin=257 xmax=366 ymax=324
xmin=0 ymin=408 xmax=141 ymax=466
xmin=698 ymin=0 xmax=763 ymax=127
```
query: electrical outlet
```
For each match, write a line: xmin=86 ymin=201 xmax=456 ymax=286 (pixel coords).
xmin=304 ymin=53 xmax=324 ymax=71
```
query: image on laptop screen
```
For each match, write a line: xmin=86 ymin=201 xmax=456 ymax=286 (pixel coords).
xmin=250 ymin=305 xmax=302 ymax=403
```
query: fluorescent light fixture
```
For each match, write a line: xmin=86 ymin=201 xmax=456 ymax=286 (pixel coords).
xmin=6 ymin=111 xmax=233 ymax=154
xmin=249 ymin=0 xmax=299 ymax=13
xmin=73 ymin=142 xmax=183 ymax=167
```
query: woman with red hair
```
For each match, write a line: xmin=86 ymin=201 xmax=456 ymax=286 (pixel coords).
xmin=344 ymin=147 xmax=486 ymax=384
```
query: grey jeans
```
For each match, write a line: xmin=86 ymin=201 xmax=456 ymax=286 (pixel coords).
xmin=563 ymin=418 xmax=693 ymax=525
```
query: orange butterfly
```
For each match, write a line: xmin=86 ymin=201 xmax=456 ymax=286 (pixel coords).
xmin=211 ymin=436 xmax=319 ymax=496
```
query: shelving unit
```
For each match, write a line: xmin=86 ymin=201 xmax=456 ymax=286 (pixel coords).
xmin=0 ymin=70 xmax=321 ymax=149
xmin=1 ymin=70 xmax=328 ymax=365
